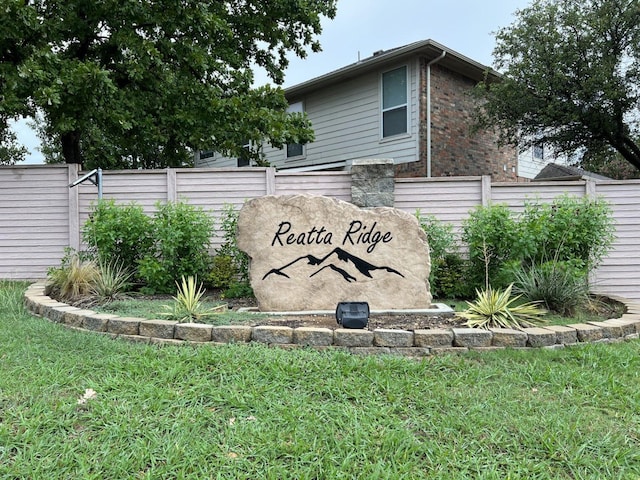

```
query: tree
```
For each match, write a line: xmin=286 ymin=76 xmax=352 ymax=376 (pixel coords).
xmin=576 ymin=146 xmax=640 ymax=179
xmin=0 ymin=0 xmax=337 ymax=168
xmin=476 ymin=0 xmax=640 ymax=172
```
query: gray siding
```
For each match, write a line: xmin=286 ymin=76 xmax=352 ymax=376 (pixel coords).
xmin=199 ymin=59 xmax=421 ymax=171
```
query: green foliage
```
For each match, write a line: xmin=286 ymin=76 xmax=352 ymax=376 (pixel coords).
xmin=161 ymin=276 xmax=225 ymax=323
xmin=415 ymin=211 xmax=465 ymax=298
xmin=460 ymin=284 xmax=547 ymax=330
xmin=475 ymin=0 xmax=640 ymax=171
xmin=82 ymin=199 xmax=154 ymax=271
xmin=215 ymin=203 xmax=250 ymax=285
xmin=577 ymin=148 xmax=640 ymax=180
xmin=433 ymin=254 xmax=473 ymax=299
xmin=520 ymin=194 xmax=615 ymax=271
xmin=462 ymin=204 xmax=522 ymax=290
xmin=2 ymin=0 xmax=337 ymax=167
xmin=0 ymin=127 xmax=28 ymax=165
xmin=208 ymin=255 xmax=237 ymax=290
xmin=512 ymin=261 xmax=589 ymax=317
xmin=461 ymin=196 xmax=615 ymax=291
xmin=223 ymin=282 xmax=254 ymax=299
xmin=0 ymin=280 xmax=28 ymax=319
xmin=139 ymin=201 xmax=214 ymax=294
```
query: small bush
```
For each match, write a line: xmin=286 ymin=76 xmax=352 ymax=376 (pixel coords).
xmin=521 ymin=194 xmax=615 ymax=270
xmin=82 ymin=199 xmax=154 ymax=270
xmin=462 ymin=204 xmax=522 ymax=290
xmin=139 ymin=200 xmax=214 ymax=294
xmin=461 ymin=195 xmax=615 ymax=291
xmin=433 ymin=253 xmax=473 ymax=299
xmin=208 ymin=255 xmax=237 ymax=289
xmin=216 ymin=203 xmax=250 ymax=284
xmin=91 ymin=260 xmax=133 ymax=304
xmin=223 ymin=282 xmax=254 ymax=299
xmin=512 ymin=260 xmax=589 ymax=316
xmin=415 ymin=211 xmax=461 ymax=297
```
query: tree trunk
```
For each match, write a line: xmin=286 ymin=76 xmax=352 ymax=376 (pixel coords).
xmin=61 ymin=131 xmax=82 ymax=164
xmin=612 ymin=135 xmax=640 ymax=171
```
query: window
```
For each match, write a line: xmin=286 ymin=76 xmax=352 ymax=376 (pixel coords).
xmin=533 ymin=144 xmax=544 ymax=160
xmin=199 ymin=150 xmax=214 ymax=160
xmin=286 ymin=101 xmax=305 ymax=158
xmin=237 ymin=140 xmax=250 ymax=167
xmin=382 ymin=66 xmax=408 ymax=137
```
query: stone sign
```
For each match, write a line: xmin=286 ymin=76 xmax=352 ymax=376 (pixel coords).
xmin=237 ymin=194 xmax=431 ymax=312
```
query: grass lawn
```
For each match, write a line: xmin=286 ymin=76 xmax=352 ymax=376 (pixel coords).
xmin=1 ymin=281 xmax=639 ymax=478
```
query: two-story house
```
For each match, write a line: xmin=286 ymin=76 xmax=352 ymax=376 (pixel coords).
xmin=196 ymin=39 xmax=522 ymax=181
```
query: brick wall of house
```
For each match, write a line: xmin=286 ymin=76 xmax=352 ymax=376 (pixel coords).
xmin=395 ymin=60 xmax=518 ymax=181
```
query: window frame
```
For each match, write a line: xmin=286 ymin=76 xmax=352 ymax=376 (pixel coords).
xmin=380 ymin=65 xmax=409 ymax=139
xmin=237 ymin=139 xmax=251 ymax=167
xmin=285 ymin=101 xmax=306 ymax=160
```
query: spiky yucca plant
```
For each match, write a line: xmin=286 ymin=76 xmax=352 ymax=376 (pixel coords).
xmin=161 ymin=275 xmax=226 ymax=323
xmin=460 ymin=283 xmax=547 ymax=330
xmin=91 ymin=260 xmax=133 ymax=303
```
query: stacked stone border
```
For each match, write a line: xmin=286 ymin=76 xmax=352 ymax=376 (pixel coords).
xmin=24 ymin=282 xmax=640 ymax=357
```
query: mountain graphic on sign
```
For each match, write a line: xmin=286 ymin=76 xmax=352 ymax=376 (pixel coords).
xmin=262 ymin=247 xmax=404 ymax=283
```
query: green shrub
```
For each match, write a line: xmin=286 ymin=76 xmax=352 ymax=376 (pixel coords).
xmin=415 ymin=211 xmax=468 ymax=298
xmin=139 ymin=200 xmax=215 ymax=294
xmin=432 ymin=253 xmax=473 ymax=299
xmin=82 ymin=199 xmax=154 ymax=270
xmin=521 ymin=194 xmax=615 ymax=270
xmin=210 ymin=203 xmax=252 ymax=295
xmin=512 ymin=260 xmax=589 ymax=316
xmin=461 ymin=204 xmax=522 ymax=290
xmin=223 ymin=282 xmax=254 ymax=299
xmin=208 ymin=255 xmax=237 ymax=289
xmin=461 ymin=196 xmax=615 ymax=292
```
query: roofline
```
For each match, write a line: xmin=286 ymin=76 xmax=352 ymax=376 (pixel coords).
xmin=285 ymin=39 xmax=499 ymax=98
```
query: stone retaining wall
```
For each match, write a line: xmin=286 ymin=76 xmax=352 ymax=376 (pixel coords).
xmin=23 ymin=282 xmax=640 ymax=357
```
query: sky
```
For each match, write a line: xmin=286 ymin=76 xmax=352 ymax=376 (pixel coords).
xmin=13 ymin=0 xmax=531 ymax=164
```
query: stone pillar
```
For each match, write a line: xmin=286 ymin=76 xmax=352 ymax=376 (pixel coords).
xmin=350 ymin=159 xmax=395 ymax=208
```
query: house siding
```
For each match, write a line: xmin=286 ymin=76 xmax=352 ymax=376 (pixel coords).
xmin=199 ymin=61 xmax=421 ymax=171
xmin=264 ymin=60 xmax=420 ymax=170
xmin=395 ymin=62 xmax=518 ymax=181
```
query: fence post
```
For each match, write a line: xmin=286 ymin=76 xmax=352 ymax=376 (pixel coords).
xmin=167 ymin=168 xmax=177 ymax=202
xmin=481 ymin=175 xmax=492 ymax=206
xmin=67 ymin=164 xmax=80 ymax=251
xmin=266 ymin=167 xmax=276 ymax=195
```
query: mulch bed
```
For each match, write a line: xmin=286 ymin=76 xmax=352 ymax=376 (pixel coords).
xmin=214 ymin=291 xmax=467 ymax=331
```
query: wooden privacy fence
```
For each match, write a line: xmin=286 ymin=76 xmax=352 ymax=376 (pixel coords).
xmin=1 ymin=164 xmax=639 ymax=300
